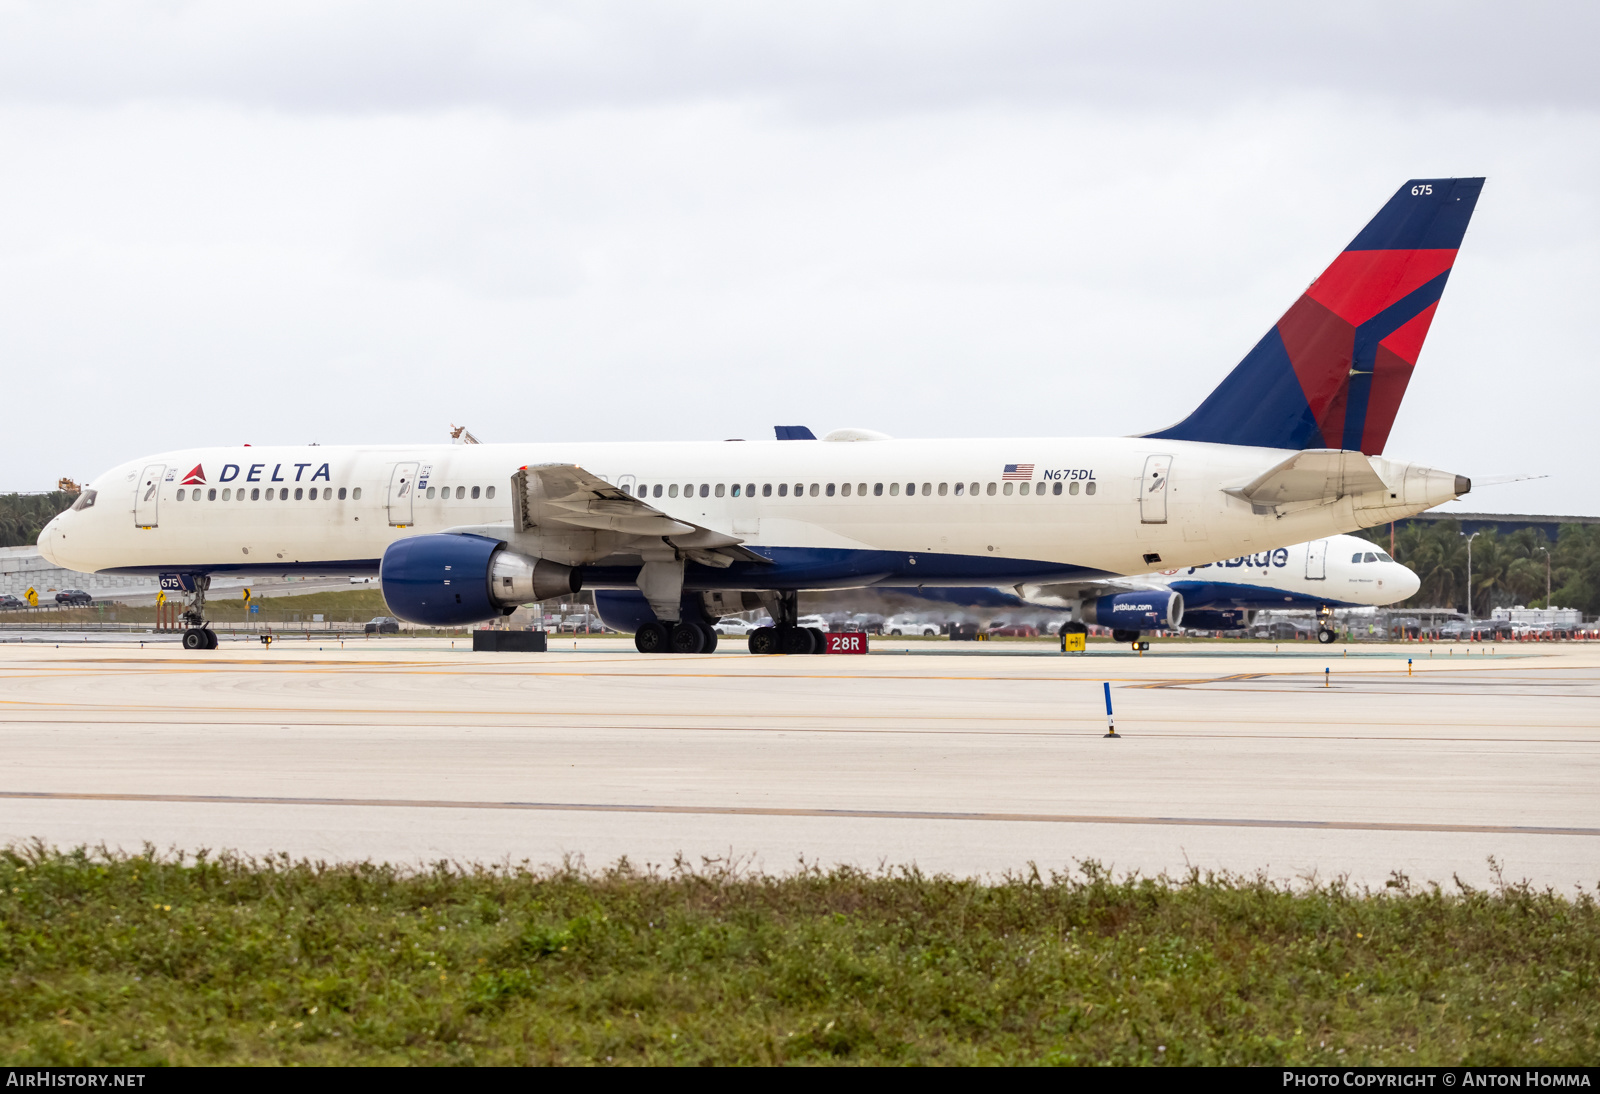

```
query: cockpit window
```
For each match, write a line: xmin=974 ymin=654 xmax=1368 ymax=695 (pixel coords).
xmin=1376 ymin=551 xmax=1393 ymax=563
xmin=1362 ymin=552 xmax=1378 ymax=563
xmin=1351 ymin=553 xmax=1363 ymax=563
xmin=71 ymin=489 xmax=96 ymax=511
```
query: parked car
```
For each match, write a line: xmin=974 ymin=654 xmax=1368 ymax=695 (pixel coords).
xmin=847 ymin=613 xmax=884 ymax=635
xmin=364 ymin=616 xmax=400 ymax=634
xmin=884 ymin=615 xmax=941 ymax=636
xmin=0 ymin=594 xmax=24 ymax=610
xmin=796 ymin=614 xmax=831 ymax=632
xmin=713 ymin=618 xmax=755 ymax=636
xmin=55 ymin=589 xmax=94 ymax=606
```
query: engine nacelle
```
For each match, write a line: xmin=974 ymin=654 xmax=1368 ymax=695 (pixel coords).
xmin=1081 ymin=590 xmax=1184 ymax=631
xmin=381 ymin=533 xmax=580 ymax=626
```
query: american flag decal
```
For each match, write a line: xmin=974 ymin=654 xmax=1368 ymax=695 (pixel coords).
xmin=1002 ymin=464 xmax=1034 ymax=480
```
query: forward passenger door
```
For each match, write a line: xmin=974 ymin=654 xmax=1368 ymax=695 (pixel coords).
xmin=1305 ymin=539 xmax=1328 ymax=580
xmin=387 ymin=462 xmax=419 ymax=527
xmin=135 ymin=463 xmax=165 ymax=528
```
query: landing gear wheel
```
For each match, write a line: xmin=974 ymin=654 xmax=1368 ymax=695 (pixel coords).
xmin=635 ymin=621 xmax=669 ymax=653
xmin=1111 ymin=629 xmax=1140 ymax=644
xmin=1317 ymin=628 xmax=1335 ymax=644
xmin=203 ymin=628 xmax=218 ymax=650
xmin=748 ymin=627 xmax=778 ymax=655
xmin=779 ymin=627 xmax=813 ymax=655
xmin=697 ymin=623 xmax=718 ymax=653
xmin=181 ymin=628 xmax=208 ymax=651
xmin=670 ymin=622 xmax=706 ymax=654
xmin=806 ymin=627 xmax=827 ymax=654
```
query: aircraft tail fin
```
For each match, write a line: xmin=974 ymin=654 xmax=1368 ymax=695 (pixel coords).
xmin=1148 ymin=177 xmax=1485 ymax=454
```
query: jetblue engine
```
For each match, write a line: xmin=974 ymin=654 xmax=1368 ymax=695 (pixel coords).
xmin=1080 ymin=590 xmax=1184 ymax=631
xmin=380 ymin=533 xmax=580 ymax=626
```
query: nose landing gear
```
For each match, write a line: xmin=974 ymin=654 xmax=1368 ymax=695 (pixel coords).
xmin=1316 ymin=604 xmax=1336 ymax=644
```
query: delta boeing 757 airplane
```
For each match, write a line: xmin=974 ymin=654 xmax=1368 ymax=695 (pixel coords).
xmin=39 ymin=177 xmax=1482 ymax=654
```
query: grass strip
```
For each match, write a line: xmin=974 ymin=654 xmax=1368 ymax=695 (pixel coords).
xmin=1 ymin=845 xmax=1595 ymax=1065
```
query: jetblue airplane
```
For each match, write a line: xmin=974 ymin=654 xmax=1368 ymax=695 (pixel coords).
xmin=39 ymin=177 xmax=1482 ymax=654
xmin=1010 ymin=533 xmax=1419 ymax=643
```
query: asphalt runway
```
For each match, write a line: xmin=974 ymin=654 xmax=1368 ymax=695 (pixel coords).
xmin=1 ymin=636 xmax=1596 ymax=890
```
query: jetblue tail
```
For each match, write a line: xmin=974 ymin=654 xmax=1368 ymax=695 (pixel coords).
xmin=1149 ymin=177 xmax=1485 ymax=454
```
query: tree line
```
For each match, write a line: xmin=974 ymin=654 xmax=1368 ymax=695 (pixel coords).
xmin=0 ymin=492 xmax=76 ymax=550
xmin=1356 ymin=519 xmax=1600 ymax=617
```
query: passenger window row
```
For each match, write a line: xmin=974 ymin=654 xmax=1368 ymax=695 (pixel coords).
xmin=426 ymin=485 xmax=495 ymax=500
xmin=624 ymin=480 xmax=1097 ymax=498
xmin=175 ymin=486 xmax=360 ymax=502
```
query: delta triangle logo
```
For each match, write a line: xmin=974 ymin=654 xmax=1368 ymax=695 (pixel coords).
xmin=180 ymin=464 xmax=206 ymax=486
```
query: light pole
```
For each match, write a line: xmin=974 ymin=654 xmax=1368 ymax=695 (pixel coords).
xmin=1465 ymin=531 xmax=1481 ymax=621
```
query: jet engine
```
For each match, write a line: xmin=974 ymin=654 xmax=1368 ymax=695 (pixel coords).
xmin=380 ymin=533 xmax=580 ymax=626
xmin=1080 ymin=590 xmax=1184 ymax=632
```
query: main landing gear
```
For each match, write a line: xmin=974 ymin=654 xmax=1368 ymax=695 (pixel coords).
xmin=634 ymin=620 xmax=720 ymax=654
xmin=177 ymin=576 xmax=217 ymax=651
xmin=627 ymin=588 xmax=825 ymax=656
xmin=747 ymin=625 xmax=826 ymax=655
xmin=743 ymin=591 xmax=825 ymax=655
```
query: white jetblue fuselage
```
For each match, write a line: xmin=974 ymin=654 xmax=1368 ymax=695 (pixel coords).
xmin=41 ymin=437 xmax=1459 ymax=591
xmin=1140 ymin=534 xmax=1419 ymax=610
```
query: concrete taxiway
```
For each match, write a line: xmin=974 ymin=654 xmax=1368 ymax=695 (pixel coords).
xmin=0 ymin=636 xmax=1596 ymax=890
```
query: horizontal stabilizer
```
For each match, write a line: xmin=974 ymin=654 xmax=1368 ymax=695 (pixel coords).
xmin=1226 ymin=449 xmax=1386 ymax=507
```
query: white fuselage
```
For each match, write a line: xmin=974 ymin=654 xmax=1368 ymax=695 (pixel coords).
xmin=1139 ymin=534 xmax=1420 ymax=609
xmin=39 ymin=437 xmax=1461 ymax=588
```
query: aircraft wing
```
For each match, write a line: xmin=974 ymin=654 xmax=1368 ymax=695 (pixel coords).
xmin=509 ymin=464 xmax=769 ymax=568
xmin=1016 ymin=577 xmax=1163 ymax=604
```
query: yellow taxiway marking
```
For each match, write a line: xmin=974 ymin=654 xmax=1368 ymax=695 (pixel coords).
xmin=4 ymin=789 xmax=1597 ymax=838
xmin=0 ymin=662 xmax=1580 ymax=687
xmin=0 ymin=696 xmax=1595 ymax=734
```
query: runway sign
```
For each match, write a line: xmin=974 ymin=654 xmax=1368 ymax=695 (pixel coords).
xmin=825 ymin=632 xmax=868 ymax=654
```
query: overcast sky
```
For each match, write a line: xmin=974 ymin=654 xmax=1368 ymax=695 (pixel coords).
xmin=3 ymin=1 xmax=1596 ymax=515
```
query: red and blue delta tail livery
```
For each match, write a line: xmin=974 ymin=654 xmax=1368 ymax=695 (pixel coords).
xmin=1149 ymin=177 xmax=1484 ymax=454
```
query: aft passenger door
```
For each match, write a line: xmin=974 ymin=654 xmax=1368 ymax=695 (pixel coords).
xmin=135 ymin=463 xmax=165 ymax=528
xmin=387 ymin=461 xmax=419 ymax=527
xmin=1139 ymin=455 xmax=1172 ymax=524
xmin=1305 ymin=539 xmax=1328 ymax=580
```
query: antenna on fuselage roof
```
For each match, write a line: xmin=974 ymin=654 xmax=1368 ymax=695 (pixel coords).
xmin=449 ymin=424 xmax=482 ymax=445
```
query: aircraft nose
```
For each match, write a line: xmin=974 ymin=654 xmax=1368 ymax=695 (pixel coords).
xmin=37 ymin=516 xmax=64 ymax=566
xmin=1394 ymin=564 xmax=1421 ymax=601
